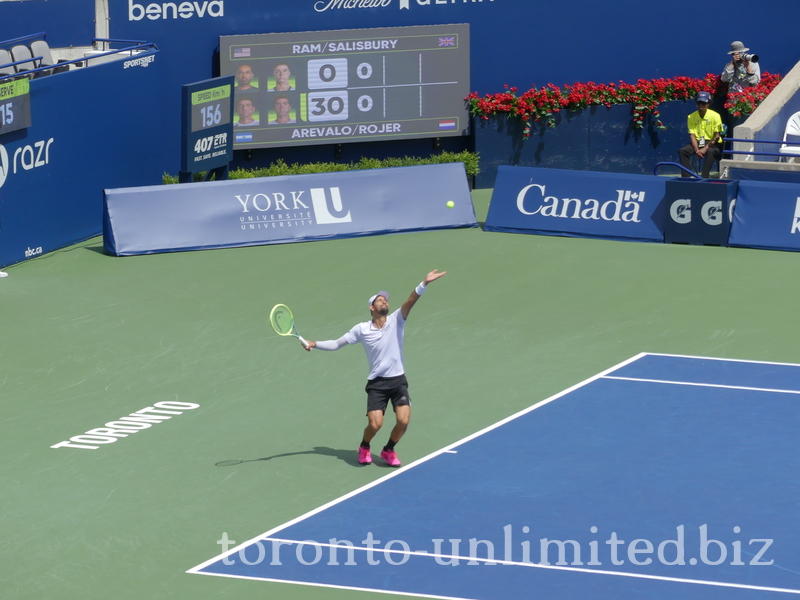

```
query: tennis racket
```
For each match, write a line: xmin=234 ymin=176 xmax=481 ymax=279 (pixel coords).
xmin=269 ymin=303 xmax=310 ymax=349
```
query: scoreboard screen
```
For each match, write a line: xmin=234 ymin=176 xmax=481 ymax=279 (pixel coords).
xmin=0 ymin=78 xmax=31 ymax=136
xmin=219 ymin=24 xmax=470 ymax=150
xmin=181 ymin=76 xmax=234 ymax=174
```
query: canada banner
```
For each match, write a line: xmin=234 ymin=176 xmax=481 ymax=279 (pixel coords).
xmin=484 ymin=166 xmax=666 ymax=242
xmin=102 ymin=163 xmax=477 ymax=256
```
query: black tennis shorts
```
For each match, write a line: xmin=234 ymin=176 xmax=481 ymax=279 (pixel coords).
xmin=365 ymin=374 xmax=411 ymax=414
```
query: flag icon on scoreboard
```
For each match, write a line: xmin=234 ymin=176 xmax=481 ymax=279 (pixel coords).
xmin=438 ymin=37 xmax=456 ymax=47
xmin=439 ymin=120 xmax=457 ymax=130
xmin=233 ymin=47 xmax=251 ymax=58
xmin=235 ymin=132 xmax=253 ymax=142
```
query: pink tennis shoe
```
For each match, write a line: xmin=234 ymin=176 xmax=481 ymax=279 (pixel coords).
xmin=358 ymin=446 xmax=372 ymax=465
xmin=380 ymin=449 xmax=401 ymax=467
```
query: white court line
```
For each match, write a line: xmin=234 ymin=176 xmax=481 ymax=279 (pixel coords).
xmin=193 ymin=537 xmax=800 ymax=598
xmin=644 ymin=352 xmax=800 ymax=368
xmin=187 ymin=352 xmax=648 ymax=574
xmin=188 ymin=351 xmax=800 ymax=597
xmin=190 ymin=571 xmax=476 ymax=600
xmin=603 ymin=375 xmax=800 ymax=396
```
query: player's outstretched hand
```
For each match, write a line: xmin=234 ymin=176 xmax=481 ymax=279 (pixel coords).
xmin=303 ymin=340 xmax=316 ymax=352
xmin=424 ymin=269 xmax=447 ymax=285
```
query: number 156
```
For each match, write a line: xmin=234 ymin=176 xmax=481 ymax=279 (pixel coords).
xmin=200 ymin=104 xmax=221 ymax=128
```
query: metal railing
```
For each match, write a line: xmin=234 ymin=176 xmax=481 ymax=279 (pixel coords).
xmin=0 ymin=40 xmax=158 ymax=82
xmin=653 ymin=162 xmax=702 ymax=178
xmin=723 ymin=137 xmax=800 ymax=159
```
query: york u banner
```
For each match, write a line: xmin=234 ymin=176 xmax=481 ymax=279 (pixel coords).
xmin=485 ymin=166 xmax=666 ymax=242
xmin=103 ymin=163 xmax=477 ymax=255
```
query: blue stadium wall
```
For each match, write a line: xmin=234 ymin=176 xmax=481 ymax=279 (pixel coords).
xmin=4 ymin=0 xmax=800 ymax=176
xmin=96 ymin=0 xmax=800 ymax=175
xmin=0 ymin=50 xmax=164 ymax=268
xmin=0 ymin=0 xmax=94 ymax=47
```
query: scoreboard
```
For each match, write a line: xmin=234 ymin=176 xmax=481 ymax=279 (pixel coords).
xmin=219 ymin=24 xmax=470 ymax=150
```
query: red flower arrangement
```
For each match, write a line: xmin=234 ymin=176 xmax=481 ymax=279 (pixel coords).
xmin=724 ymin=72 xmax=783 ymax=117
xmin=467 ymin=73 xmax=782 ymax=137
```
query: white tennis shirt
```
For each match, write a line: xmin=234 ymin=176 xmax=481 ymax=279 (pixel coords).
xmin=316 ymin=309 xmax=406 ymax=380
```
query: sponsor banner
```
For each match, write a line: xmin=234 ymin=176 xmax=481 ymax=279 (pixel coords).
xmin=663 ymin=179 xmax=737 ymax=246
xmin=485 ymin=166 xmax=666 ymax=242
xmin=103 ymin=163 xmax=476 ymax=255
xmin=728 ymin=181 xmax=800 ymax=252
xmin=727 ymin=168 xmax=800 ymax=185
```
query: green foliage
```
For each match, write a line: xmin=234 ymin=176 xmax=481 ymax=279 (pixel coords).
xmin=163 ymin=151 xmax=479 ymax=184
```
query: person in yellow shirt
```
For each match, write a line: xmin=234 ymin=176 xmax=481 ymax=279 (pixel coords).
xmin=678 ymin=91 xmax=724 ymax=178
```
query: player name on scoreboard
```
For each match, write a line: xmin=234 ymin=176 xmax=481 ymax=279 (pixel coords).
xmin=219 ymin=23 xmax=470 ymax=149
xmin=293 ymin=40 xmax=398 ymax=54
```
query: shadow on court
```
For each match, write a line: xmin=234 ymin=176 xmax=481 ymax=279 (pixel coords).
xmin=216 ymin=446 xmax=369 ymax=468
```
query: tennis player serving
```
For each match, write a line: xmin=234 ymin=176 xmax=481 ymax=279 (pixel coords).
xmin=303 ymin=269 xmax=446 ymax=467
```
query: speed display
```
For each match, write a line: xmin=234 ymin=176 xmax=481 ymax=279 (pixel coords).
xmin=180 ymin=76 xmax=234 ymax=174
xmin=219 ymin=24 xmax=470 ymax=149
xmin=0 ymin=78 xmax=31 ymax=136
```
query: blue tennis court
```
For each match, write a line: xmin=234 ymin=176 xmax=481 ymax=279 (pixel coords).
xmin=189 ymin=353 xmax=800 ymax=599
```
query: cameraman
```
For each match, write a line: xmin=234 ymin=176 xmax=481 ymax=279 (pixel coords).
xmin=721 ymin=41 xmax=760 ymax=93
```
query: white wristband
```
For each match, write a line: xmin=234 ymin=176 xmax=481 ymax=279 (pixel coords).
xmin=415 ymin=282 xmax=427 ymax=295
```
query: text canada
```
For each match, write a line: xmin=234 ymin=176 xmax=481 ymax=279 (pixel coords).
xmin=516 ymin=184 xmax=646 ymax=222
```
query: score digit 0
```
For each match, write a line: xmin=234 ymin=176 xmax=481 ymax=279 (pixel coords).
xmin=356 ymin=62 xmax=375 ymax=113
xmin=356 ymin=62 xmax=373 ymax=80
xmin=308 ymin=58 xmax=348 ymax=90
xmin=357 ymin=94 xmax=374 ymax=113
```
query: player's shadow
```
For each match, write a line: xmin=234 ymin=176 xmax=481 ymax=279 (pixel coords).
xmin=215 ymin=446 xmax=363 ymax=468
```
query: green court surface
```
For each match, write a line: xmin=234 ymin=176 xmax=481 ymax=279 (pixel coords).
xmin=1 ymin=189 xmax=798 ymax=599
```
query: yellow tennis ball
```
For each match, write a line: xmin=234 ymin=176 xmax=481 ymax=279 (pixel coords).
xmin=446 ymin=201 xmax=455 ymax=208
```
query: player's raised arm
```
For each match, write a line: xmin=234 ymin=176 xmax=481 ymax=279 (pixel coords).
xmin=401 ymin=269 xmax=446 ymax=320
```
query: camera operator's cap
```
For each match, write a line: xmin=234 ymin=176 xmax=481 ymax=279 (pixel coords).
xmin=368 ymin=291 xmax=390 ymax=307
xmin=696 ymin=91 xmax=712 ymax=103
xmin=728 ymin=41 xmax=749 ymax=54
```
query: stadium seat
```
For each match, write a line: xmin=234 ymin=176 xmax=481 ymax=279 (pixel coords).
xmin=30 ymin=39 xmax=70 ymax=75
xmin=10 ymin=44 xmax=37 ymax=76
xmin=779 ymin=111 xmax=800 ymax=161
xmin=0 ymin=48 xmax=14 ymax=76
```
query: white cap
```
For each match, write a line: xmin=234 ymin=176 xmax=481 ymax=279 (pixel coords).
xmin=368 ymin=291 xmax=390 ymax=307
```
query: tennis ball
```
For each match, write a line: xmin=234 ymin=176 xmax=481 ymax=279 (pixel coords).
xmin=446 ymin=201 xmax=455 ymax=208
